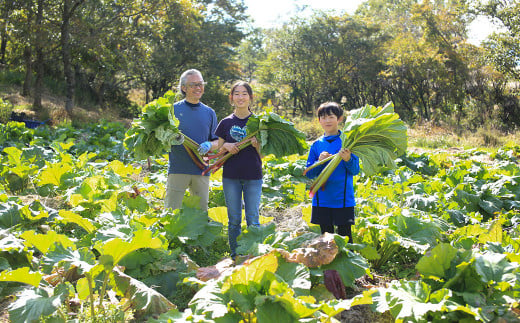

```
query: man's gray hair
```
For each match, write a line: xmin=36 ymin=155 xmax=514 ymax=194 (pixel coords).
xmin=178 ymin=69 xmax=203 ymax=96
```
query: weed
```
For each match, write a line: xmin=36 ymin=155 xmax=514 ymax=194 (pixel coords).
xmin=0 ymin=70 xmax=24 ymax=85
xmin=411 ymin=135 xmax=459 ymax=149
xmin=293 ymin=117 xmax=323 ymax=141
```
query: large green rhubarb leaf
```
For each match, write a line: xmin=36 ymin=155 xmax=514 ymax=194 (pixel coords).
xmin=342 ymin=102 xmax=407 ymax=176
xmin=8 ymin=287 xmax=68 ymax=323
xmin=247 ymin=111 xmax=307 ymax=157
xmin=124 ymin=91 xmax=184 ymax=160
xmin=308 ymin=102 xmax=407 ymax=196
xmin=373 ymin=280 xmax=451 ymax=321
xmin=416 ymin=243 xmax=458 ymax=279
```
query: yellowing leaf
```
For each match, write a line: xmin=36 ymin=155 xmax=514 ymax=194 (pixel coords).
xmin=76 ymin=152 xmax=97 ymax=168
xmin=20 ymin=205 xmax=49 ymax=221
xmin=208 ymin=207 xmax=228 ymax=225
xmin=106 ymin=160 xmax=140 ymax=178
xmin=97 ymin=229 xmax=162 ymax=265
xmin=20 ymin=230 xmax=75 ymax=254
xmin=100 ymin=192 xmax=118 ymax=213
xmin=76 ymin=277 xmax=90 ymax=300
xmin=68 ymin=194 xmax=85 ymax=207
xmin=38 ymin=162 xmax=73 ymax=186
xmin=302 ymin=205 xmax=313 ymax=225
xmin=134 ymin=215 xmax=160 ymax=227
xmin=0 ymin=267 xmax=42 ymax=287
xmin=3 ymin=147 xmax=22 ymax=166
xmin=210 ymin=168 xmax=223 ymax=181
xmin=294 ymin=183 xmax=307 ymax=202
xmin=58 ymin=141 xmax=75 ymax=151
xmin=223 ymin=252 xmax=278 ymax=292
xmin=58 ymin=210 xmax=96 ymax=234
xmin=259 ymin=215 xmax=272 ymax=225
xmin=478 ymin=219 xmax=502 ymax=244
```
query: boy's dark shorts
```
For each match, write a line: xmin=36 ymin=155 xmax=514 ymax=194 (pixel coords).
xmin=311 ymin=206 xmax=355 ymax=226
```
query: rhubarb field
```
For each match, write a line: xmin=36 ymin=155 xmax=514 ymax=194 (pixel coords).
xmin=0 ymin=121 xmax=519 ymax=322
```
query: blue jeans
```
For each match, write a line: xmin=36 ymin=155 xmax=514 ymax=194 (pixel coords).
xmin=223 ymin=178 xmax=262 ymax=258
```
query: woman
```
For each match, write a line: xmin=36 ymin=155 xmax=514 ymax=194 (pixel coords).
xmin=215 ymin=81 xmax=262 ymax=260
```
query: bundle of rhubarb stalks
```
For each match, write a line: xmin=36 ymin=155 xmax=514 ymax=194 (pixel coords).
xmin=202 ymin=111 xmax=308 ymax=175
xmin=304 ymin=102 xmax=408 ymax=197
xmin=124 ymin=93 xmax=307 ymax=172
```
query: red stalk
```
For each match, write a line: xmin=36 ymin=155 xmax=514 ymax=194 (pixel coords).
xmin=184 ymin=143 xmax=207 ymax=170
xmin=201 ymin=136 xmax=255 ymax=176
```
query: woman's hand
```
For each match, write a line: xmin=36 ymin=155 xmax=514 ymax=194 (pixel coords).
xmin=251 ymin=136 xmax=259 ymax=149
xmin=319 ymin=151 xmax=332 ymax=161
xmin=221 ymin=142 xmax=239 ymax=154
xmin=339 ymin=148 xmax=351 ymax=162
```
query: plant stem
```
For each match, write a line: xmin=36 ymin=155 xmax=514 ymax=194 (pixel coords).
xmin=309 ymin=154 xmax=342 ymax=196
xmin=86 ymin=274 xmax=96 ymax=320
xmin=303 ymin=154 xmax=336 ymax=176
xmin=182 ymin=134 xmax=208 ymax=169
xmin=184 ymin=143 xmax=206 ymax=169
xmin=202 ymin=135 xmax=256 ymax=176
xmin=98 ymin=270 xmax=110 ymax=313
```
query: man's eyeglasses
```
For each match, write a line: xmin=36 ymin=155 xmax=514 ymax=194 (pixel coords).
xmin=187 ymin=82 xmax=206 ymax=89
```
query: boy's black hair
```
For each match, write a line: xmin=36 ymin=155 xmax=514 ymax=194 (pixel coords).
xmin=317 ymin=102 xmax=343 ymax=119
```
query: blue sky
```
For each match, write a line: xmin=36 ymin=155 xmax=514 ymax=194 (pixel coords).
xmin=241 ymin=0 xmax=499 ymax=45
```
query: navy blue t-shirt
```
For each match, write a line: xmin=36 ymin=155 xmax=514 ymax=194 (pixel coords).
xmin=215 ymin=114 xmax=262 ymax=180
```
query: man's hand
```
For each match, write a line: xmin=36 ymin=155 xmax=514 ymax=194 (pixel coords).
xmin=198 ymin=141 xmax=212 ymax=155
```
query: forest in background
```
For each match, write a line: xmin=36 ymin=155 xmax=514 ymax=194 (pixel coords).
xmin=0 ymin=0 xmax=519 ymax=131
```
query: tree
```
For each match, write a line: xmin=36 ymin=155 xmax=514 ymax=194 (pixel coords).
xmin=480 ymin=0 xmax=520 ymax=79
xmin=258 ymin=13 xmax=385 ymax=116
xmin=236 ymin=27 xmax=265 ymax=83
xmin=61 ymin=0 xmax=85 ymax=115
xmin=33 ymin=0 xmax=44 ymax=110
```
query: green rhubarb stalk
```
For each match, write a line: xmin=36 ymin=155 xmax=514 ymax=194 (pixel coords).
xmin=303 ymin=154 xmax=335 ymax=176
xmin=308 ymin=103 xmax=407 ymax=197
xmin=309 ymin=154 xmax=343 ymax=197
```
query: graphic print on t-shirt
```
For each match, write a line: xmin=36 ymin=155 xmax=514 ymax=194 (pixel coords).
xmin=230 ymin=125 xmax=247 ymax=142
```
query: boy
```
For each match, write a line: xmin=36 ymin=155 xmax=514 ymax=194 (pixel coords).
xmin=305 ymin=102 xmax=360 ymax=243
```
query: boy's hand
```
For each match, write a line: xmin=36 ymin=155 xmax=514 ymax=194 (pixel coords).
xmin=339 ymin=148 xmax=351 ymax=162
xmin=319 ymin=151 xmax=332 ymax=161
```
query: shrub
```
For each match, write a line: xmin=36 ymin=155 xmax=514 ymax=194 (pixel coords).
xmin=0 ymin=98 xmax=14 ymax=123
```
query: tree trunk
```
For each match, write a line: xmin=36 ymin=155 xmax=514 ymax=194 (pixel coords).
xmin=23 ymin=46 xmax=32 ymax=96
xmin=33 ymin=0 xmax=44 ymax=111
xmin=62 ymin=0 xmax=75 ymax=116
xmin=0 ymin=23 xmax=6 ymax=65
xmin=145 ymin=83 xmax=150 ymax=104
xmin=0 ymin=0 xmax=11 ymax=65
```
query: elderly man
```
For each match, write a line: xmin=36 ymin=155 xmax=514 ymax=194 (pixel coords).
xmin=165 ymin=69 xmax=218 ymax=211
